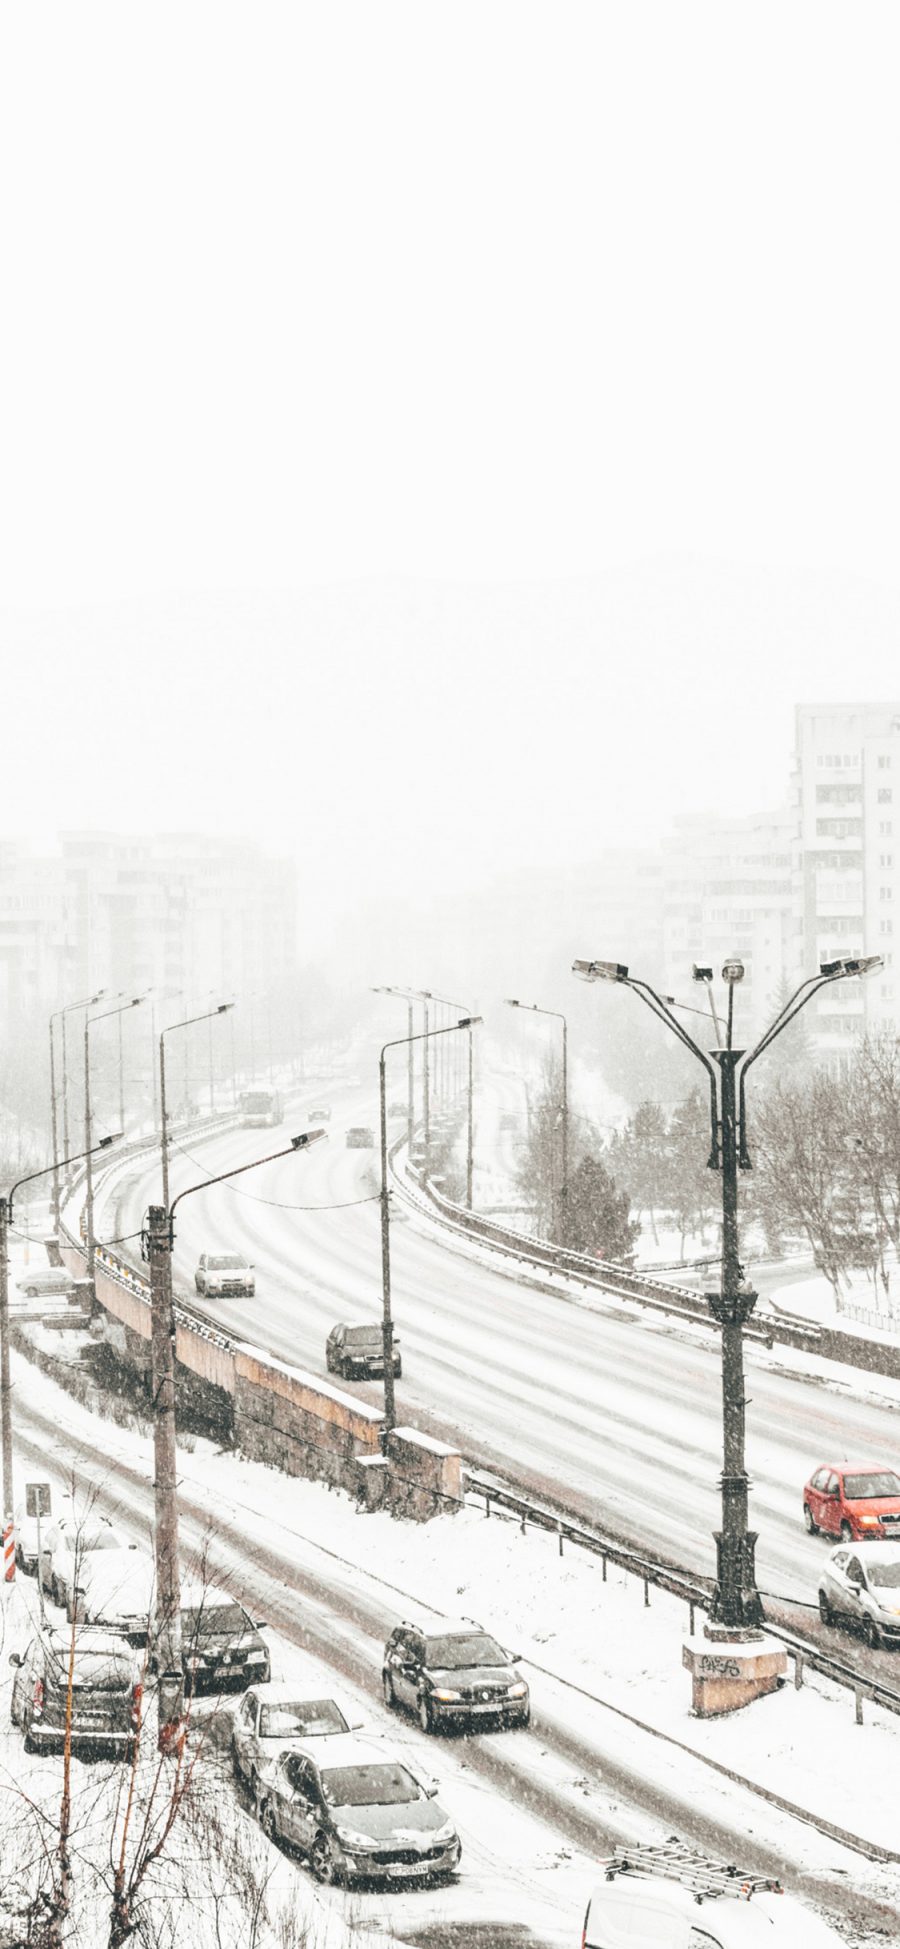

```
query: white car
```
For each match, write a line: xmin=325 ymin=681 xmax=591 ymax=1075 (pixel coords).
xmin=39 ymin=1517 xmax=134 ymax=1610
xmin=13 ymin=1492 xmax=72 ymax=1576
xmin=195 ymin=1252 xmax=255 ymax=1298
xmin=231 ymin=1682 xmax=357 ymax=1797
xmin=71 ymin=1545 xmax=157 ymax=1642
xmin=15 ymin=1266 xmax=76 ymax=1300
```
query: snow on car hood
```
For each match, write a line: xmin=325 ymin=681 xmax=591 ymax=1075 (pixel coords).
xmin=331 ymin=1798 xmax=446 ymax=1842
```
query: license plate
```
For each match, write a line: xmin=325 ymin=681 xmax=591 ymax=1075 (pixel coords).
xmin=387 ymin=1861 xmax=425 ymax=1879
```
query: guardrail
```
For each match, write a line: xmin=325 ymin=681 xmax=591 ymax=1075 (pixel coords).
xmin=392 ymin=1141 xmax=783 ymax=1346
xmin=464 ymin=1466 xmax=900 ymax=1727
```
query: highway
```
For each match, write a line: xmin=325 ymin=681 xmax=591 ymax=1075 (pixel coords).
xmin=100 ymin=1086 xmax=900 ymax=1626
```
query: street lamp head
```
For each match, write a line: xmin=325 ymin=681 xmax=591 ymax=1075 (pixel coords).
xmin=721 ymin=959 xmax=745 ymax=985
xmin=290 ymin=1129 xmax=326 ymax=1149
xmin=819 ymin=958 xmax=844 ymax=977
xmin=842 ymin=954 xmax=884 ymax=977
xmin=504 ymin=998 xmax=521 ymax=1008
xmin=457 ymin=1015 xmax=481 ymax=1029
xmin=98 ymin=1134 xmax=118 ymax=1150
xmin=217 ymin=1003 xmax=233 ymax=1014
xmin=692 ymin=965 xmax=714 ymax=984
xmin=572 ymin=959 xmax=629 ymax=983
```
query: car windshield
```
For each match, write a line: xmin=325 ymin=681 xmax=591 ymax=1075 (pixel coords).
xmin=320 ymin=1762 xmax=421 ymax=1808
xmin=844 ymin=1472 xmax=900 ymax=1499
xmin=259 ymin=1700 xmax=348 ymax=1738
xmin=425 ymin=1633 xmax=508 ymax=1669
xmin=867 ymin=1560 xmax=900 ymax=1589
xmin=344 ymin=1327 xmax=381 ymax=1346
xmin=183 ymin=1603 xmax=248 ymax=1638
xmin=208 ymin=1256 xmax=245 ymax=1271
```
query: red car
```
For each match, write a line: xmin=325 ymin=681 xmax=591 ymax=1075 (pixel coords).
xmin=803 ymin=1462 xmax=900 ymax=1541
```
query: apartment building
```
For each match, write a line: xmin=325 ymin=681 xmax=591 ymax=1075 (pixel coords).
xmin=0 ymin=832 xmax=298 ymax=1044
xmin=793 ymin=702 xmax=900 ymax=1054
xmin=660 ymin=809 xmax=796 ymax=1042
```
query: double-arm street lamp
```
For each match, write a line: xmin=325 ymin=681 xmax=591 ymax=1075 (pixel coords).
xmin=144 ymin=1126 xmax=325 ymax=1747
xmin=505 ymin=998 xmax=568 ymax=1238
xmin=372 ymin=988 xmax=417 ymax=1148
xmin=85 ymin=997 xmax=145 ymax=1291
xmin=379 ymin=1016 xmax=481 ymax=1438
xmin=572 ymin=951 xmax=882 ymax=1629
xmin=1 ymin=1135 xmax=118 ymax=1528
xmin=159 ymin=1005 xmax=233 ymax=1213
xmin=423 ymin=992 xmax=476 ymax=1209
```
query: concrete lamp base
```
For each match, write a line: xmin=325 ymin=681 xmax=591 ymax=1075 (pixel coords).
xmin=683 ymin=1624 xmax=787 ymax=1717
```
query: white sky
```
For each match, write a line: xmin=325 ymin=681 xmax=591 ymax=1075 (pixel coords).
xmin=3 ymin=4 xmax=900 ymax=928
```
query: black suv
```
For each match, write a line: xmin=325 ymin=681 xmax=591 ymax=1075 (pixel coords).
xmin=382 ymin=1619 xmax=530 ymax=1733
xmin=9 ymin=1627 xmax=140 ymax=1758
xmin=326 ymin=1322 xmax=401 ymax=1380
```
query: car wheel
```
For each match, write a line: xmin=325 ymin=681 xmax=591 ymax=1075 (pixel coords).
xmin=818 ymin=1590 xmax=833 ymax=1626
xmin=51 ymin=1575 xmax=62 ymax=1608
xmin=803 ymin=1503 xmax=817 ymax=1535
xmin=394 ymin=1362 xmax=403 ymax=1379
xmin=840 ymin=1521 xmax=853 ymax=1543
xmin=417 ymin=1692 xmax=435 ymax=1735
xmin=310 ymin=1832 xmax=340 ymax=1885
xmin=864 ymin=1613 xmax=881 ymax=1651
xmin=23 ymin=1717 xmax=36 ymax=1755
xmin=260 ymin=1802 xmax=278 ymax=1843
xmin=382 ymin=1668 xmax=396 ymax=1709
xmin=24 ymin=1286 xmax=39 ymax=1299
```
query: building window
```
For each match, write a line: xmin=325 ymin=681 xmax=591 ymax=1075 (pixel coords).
xmin=878 ymin=789 xmax=893 ymax=803
xmin=879 ymin=755 xmax=892 ymax=769
xmin=881 ymin=822 xmax=894 ymax=836
xmin=881 ymin=887 xmax=894 ymax=900
xmin=881 ymin=920 xmax=894 ymax=935
xmin=880 ymin=854 xmax=894 ymax=868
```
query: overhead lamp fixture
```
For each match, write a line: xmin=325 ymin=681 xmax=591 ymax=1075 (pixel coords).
xmin=721 ymin=960 xmax=745 ymax=985
xmin=692 ymin=965 xmax=714 ymax=983
xmin=572 ymin=959 xmax=629 ymax=983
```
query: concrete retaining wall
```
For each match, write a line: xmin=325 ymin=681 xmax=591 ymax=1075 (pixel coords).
xmin=56 ymin=1224 xmax=457 ymax=1518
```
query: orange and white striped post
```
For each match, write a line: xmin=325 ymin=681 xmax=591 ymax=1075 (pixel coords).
xmin=2 ymin=1516 xmax=14 ymax=1583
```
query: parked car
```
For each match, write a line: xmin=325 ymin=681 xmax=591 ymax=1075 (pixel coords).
xmin=388 ymin=1102 xmax=407 ymax=1118
xmin=195 ymin=1252 xmax=255 ymax=1298
xmin=72 ymin=1546 xmax=156 ymax=1642
xmin=803 ymin=1462 xmax=900 ymax=1540
xmin=9 ymin=1627 xmax=141 ymax=1758
xmin=13 ymin=1490 xmax=72 ymax=1576
xmin=256 ymin=1733 xmax=460 ymax=1884
xmin=583 ymin=1839 xmax=847 ymax=1949
xmin=818 ymin=1541 xmax=900 ymax=1648
xmin=307 ymin=1107 xmax=331 ymax=1123
xmin=172 ymin=1587 xmax=270 ymax=1694
xmin=15 ymin=1266 xmax=76 ymax=1300
xmin=345 ymin=1127 xmax=375 ymax=1149
xmin=231 ymin=1683 xmax=355 ymax=1796
xmin=39 ymin=1516 xmax=132 ymax=1607
xmin=382 ymin=1618 xmax=530 ymax=1732
xmin=326 ymin=1322 xmax=401 ymax=1380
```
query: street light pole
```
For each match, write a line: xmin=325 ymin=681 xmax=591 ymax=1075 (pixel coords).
xmin=57 ymin=989 xmax=105 ymax=1191
xmin=572 ymin=951 xmax=882 ymax=1629
xmin=146 ymin=1128 xmax=324 ymax=1747
xmin=84 ymin=998 xmax=145 ymax=1293
xmin=49 ymin=1016 xmax=60 ymax=1229
xmin=425 ymin=991 xmax=476 ymax=1211
xmin=378 ymin=1017 xmax=481 ymax=1439
xmin=1 ymin=1136 xmax=117 ymax=1531
xmin=506 ymin=999 xmax=569 ymax=1238
xmin=160 ymin=1005 xmax=233 ymax=1216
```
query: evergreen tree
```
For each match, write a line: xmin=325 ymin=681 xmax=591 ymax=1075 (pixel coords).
xmin=563 ymin=1154 xmax=640 ymax=1262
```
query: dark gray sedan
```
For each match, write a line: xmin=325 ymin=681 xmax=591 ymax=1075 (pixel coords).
xmin=256 ymin=1733 xmax=460 ymax=1884
xmin=818 ymin=1542 xmax=900 ymax=1648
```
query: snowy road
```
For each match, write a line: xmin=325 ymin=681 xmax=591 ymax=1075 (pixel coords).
xmin=8 ymin=1365 xmax=899 ymax=1948
xmin=102 ymin=1098 xmax=900 ymax=1626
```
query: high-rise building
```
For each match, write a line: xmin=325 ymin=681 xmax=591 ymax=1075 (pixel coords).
xmin=792 ymin=702 xmax=900 ymax=1053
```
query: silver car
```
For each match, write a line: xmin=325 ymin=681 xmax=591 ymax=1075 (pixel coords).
xmin=818 ymin=1541 xmax=900 ymax=1648
xmin=256 ymin=1732 xmax=460 ymax=1884
xmin=231 ymin=1683 xmax=354 ymax=1796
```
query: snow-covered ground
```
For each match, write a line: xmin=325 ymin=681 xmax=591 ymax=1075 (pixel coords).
xmin=3 ymin=1340 xmax=899 ymax=1946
